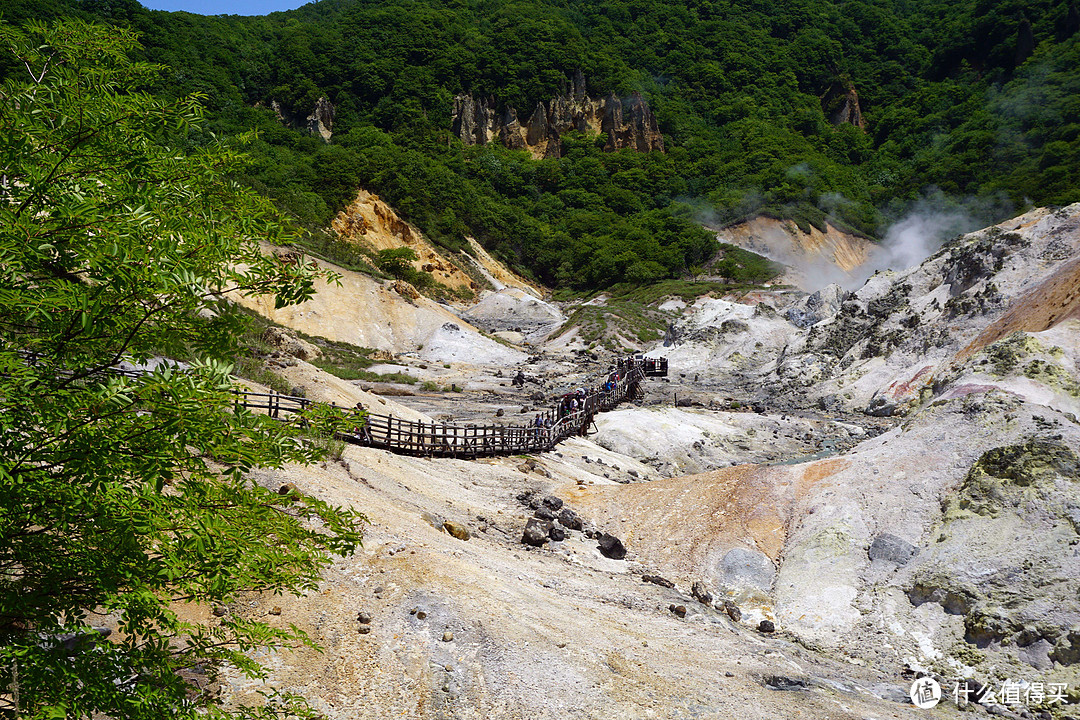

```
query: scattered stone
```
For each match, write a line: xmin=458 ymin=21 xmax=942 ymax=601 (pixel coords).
xmin=522 ymin=518 xmax=553 ymax=546
xmin=720 ymin=600 xmax=742 ymax=622
xmin=597 ymin=533 xmax=627 ymax=560
xmin=868 ymin=533 xmax=919 ymax=565
xmin=416 ymin=610 xmax=427 ymax=620
xmin=558 ymin=508 xmax=583 ymax=530
xmin=358 ymin=625 xmax=371 ymax=635
xmin=763 ymin=675 xmax=807 ymax=691
xmin=212 ymin=606 xmax=227 ymax=617
xmin=442 ymin=631 xmax=454 ymax=642
xmin=534 ymin=505 xmax=556 ymax=520
xmin=496 ymin=408 xmax=505 ymax=417
xmin=670 ymin=604 xmax=687 ymax=618
xmin=278 ymin=483 xmax=299 ymax=497
xmin=443 ymin=520 xmax=471 ymax=541
xmin=373 ymin=586 xmax=384 ymax=595
xmin=549 ymin=525 xmax=566 ymax=542
xmin=628 ymin=470 xmax=639 ymax=478
xmin=421 ymin=511 xmax=446 ymax=529
xmin=691 ymin=581 xmax=713 ymax=606
xmin=725 ymin=672 xmax=734 ymax=677
xmin=357 ymin=611 xmax=372 ymax=624
xmin=642 ymin=574 xmax=675 ymax=589
xmin=269 ymin=606 xmax=282 ymax=616
xmin=758 ymin=620 xmax=775 ymax=633
xmin=541 ymin=495 xmax=563 ymax=511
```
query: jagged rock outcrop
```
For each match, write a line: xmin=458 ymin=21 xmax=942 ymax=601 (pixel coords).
xmin=820 ymin=79 xmax=865 ymax=130
xmin=452 ymin=71 xmax=664 ymax=158
xmin=269 ymin=96 xmax=335 ymax=142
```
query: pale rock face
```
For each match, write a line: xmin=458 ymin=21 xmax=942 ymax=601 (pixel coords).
xmin=214 ymin=204 xmax=1080 ymax=717
xmin=713 ymin=216 xmax=875 ymax=290
xmin=641 ymin=203 xmax=1080 ymax=674
xmin=451 ymin=71 xmax=664 ymax=159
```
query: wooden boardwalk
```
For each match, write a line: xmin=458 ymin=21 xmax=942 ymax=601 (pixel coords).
xmin=19 ymin=349 xmax=667 ymax=460
xmin=234 ymin=356 xmax=668 ymax=459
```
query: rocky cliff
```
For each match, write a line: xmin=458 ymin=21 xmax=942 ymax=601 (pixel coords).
xmin=269 ymin=96 xmax=335 ymax=142
xmin=713 ymin=216 xmax=876 ymax=290
xmin=821 ymin=79 xmax=865 ymax=130
xmin=332 ymin=188 xmax=479 ymax=294
xmin=452 ymin=70 xmax=664 ymax=158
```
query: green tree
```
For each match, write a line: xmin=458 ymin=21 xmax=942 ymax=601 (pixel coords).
xmin=0 ymin=20 xmax=364 ymax=719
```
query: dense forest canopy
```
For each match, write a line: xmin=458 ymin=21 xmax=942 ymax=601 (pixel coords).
xmin=4 ymin=0 xmax=1079 ymax=289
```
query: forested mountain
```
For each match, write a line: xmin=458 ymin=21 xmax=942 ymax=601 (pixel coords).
xmin=4 ymin=0 xmax=1079 ymax=289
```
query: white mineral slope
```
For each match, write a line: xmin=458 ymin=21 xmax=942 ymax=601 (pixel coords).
xmin=645 ymin=294 xmax=802 ymax=381
xmin=235 ymin=252 xmax=524 ymax=365
xmin=218 ymin=438 xmax=929 ymax=720
xmin=592 ymin=406 xmax=863 ymax=476
xmin=462 ymin=287 xmax=565 ymax=343
xmin=273 ymin=359 xmax=434 ymax=423
xmin=575 ymin=387 xmax=1080 ymax=683
xmin=774 ymin=203 xmax=1080 ymax=415
xmin=658 ymin=204 xmax=1080 ymax=416
xmin=417 ymin=319 xmax=526 ymax=365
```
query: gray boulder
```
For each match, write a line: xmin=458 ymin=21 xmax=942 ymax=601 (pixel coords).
xmin=597 ymin=533 xmax=627 ymax=560
xmin=868 ymin=533 xmax=918 ymax=565
xmin=521 ymin=518 xmax=553 ymax=547
xmin=786 ymin=284 xmax=844 ymax=328
xmin=719 ymin=547 xmax=776 ymax=592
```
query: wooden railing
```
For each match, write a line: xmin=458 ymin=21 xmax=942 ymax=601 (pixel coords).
xmin=18 ymin=350 xmax=666 ymax=459
xmin=229 ymin=355 xmax=663 ymax=458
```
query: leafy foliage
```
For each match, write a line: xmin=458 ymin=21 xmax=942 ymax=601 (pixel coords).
xmin=0 ymin=20 xmax=364 ymax=719
xmin=4 ymin=0 xmax=1080 ymax=292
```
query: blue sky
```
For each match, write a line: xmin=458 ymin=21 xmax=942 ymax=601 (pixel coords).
xmin=140 ymin=0 xmax=310 ymax=15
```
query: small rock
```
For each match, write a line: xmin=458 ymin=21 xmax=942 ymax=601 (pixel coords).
xmin=212 ymin=606 xmax=227 ymax=617
xmin=867 ymin=533 xmax=918 ymax=565
xmin=269 ymin=606 xmax=282 ymax=616
xmin=721 ymin=600 xmax=742 ymax=622
xmin=758 ymin=620 xmax=775 ymax=633
xmin=558 ymin=508 xmax=583 ymax=531
xmin=597 ymin=533 xmax=627 ymax=560
xmin=691 ymin=581 xmax=713 ymax=606
xmin=373 ymin=586 xmax=384 ymax=595
xmin=549 ymin=525 xmax=566 ymax=542
xmin=443 ymin=520 xmax=470 ymax=541
xmin=671 ymin=605 xmax=687 ymax=618
xmin=277 ymin=483 xmax=299 ymax=497
xmin=416 ymin=610 xmax=427 ymax=620
xmin=725 ymin=671 xmax=734 ymax=677
xmin=541 ymin=495 xmax=563 ymax=511
xmin=628 ymin=469 xmax=639 ymax=478
xmin=442 ymin=631 xmax=454 ymax=642
xmin=522 ymin=518 xmax=553 ymax=547
xmin=358 ymin=625 xmax=371 ymax=635
xmin=421 ymin=511 xmax=446 ymax=529
xmin=496 ymin=408 xmax=505 ymax=417
xmin=357 ymin=611 xmax=371 ymax=624
xmin=642 ymin=574 xmax=675 ymax=589
xmin=534 ymin=505 xmax=556 ymax=521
